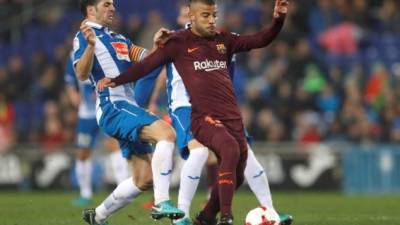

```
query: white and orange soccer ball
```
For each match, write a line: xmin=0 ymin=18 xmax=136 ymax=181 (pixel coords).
xmin=245 ymin=206 xmax=280 ymax=225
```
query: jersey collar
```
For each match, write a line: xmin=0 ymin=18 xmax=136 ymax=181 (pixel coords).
xmin=85 ymin=21 xmax=116 ymax=36
xmin=85 ymin=21 xmax=103 ymax=29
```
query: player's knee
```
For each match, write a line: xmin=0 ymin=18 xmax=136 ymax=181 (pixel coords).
xmin=188 ymin=146 xmax=209 ymax=165
xmin=134 ymin=176 xmax=153 ymax=191
xmin=217 ymin=136 xmax=240 ymax=163
xmin=155 ymin=121 xmax=176 ymax=142
xmin=163 ymin=126 xmax=176 ymax=142
xmin=188 ymin=139 xmax=205 ymax=150
xmin=142 ymin=120 xmax=176 ymax=143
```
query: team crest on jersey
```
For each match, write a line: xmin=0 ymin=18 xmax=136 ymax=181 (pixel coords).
xmin=216 ymin=43 xmax=226 ymax=54
xmin=111 ymin=42 xmax=130 ymax=61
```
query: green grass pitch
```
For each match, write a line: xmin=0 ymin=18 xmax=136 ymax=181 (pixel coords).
xmin=0 ymin=189 xmax=399 ymax=225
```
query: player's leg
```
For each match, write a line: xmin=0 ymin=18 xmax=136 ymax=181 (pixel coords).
xmin=97 ymin=101 xmax=182 ymax=220
xmin=193 ymin=119 xmax=241 ymax=224
xmin=205 ymin=152 xmax=218 ymax=197
xmin=219 ymin=136 xmax=246 ymax=225
xmin=200 ymin=129 xmax=247 ymax=225
xmin=195 ymin=119 xmax=251 ymax=225
xmin=245 ymin=145 xmax=273 ymax=208
xmin=104 ymin=137 xmax=129 ymax=184
xmin=73 ymin=118 xmax=99 ymax=206
xmin=245 ymin=144 xmax=293 ymax=225
xmin=169 ymin=107 xmax=209 ymax=224
xmin=139 ymin=119 xmax=185 ymax=220
xmin=174 ymin=140 xmax=208 ymax=225
xmin=74 ymin=147 xmax=93 ymax=206
xmin=88 ymin=149 xmax=152 ymax=225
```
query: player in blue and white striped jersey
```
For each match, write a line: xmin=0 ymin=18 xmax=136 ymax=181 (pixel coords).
xmin=73 ymin=0 xmax=183 ymax=224
xmin=64 ymin=52 xmax=128 ymax=206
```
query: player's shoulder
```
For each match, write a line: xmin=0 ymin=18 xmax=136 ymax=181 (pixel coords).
xmin=73 ymin=31 xmax=86 ymax=45
xmin=163 ymin=29 xmax=187 ymax=46
xmin=73 ymin=31 xmax=85 ymax=52
xmin=74 ymin=30 xmax=84 ymax=39
xmin=171 ymin=29 xmax=188 ymax=40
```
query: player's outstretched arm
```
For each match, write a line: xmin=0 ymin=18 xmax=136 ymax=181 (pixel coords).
xmin=75 ymin=20 xmax=96 ymax=81
xmin=273 ymin=0 xmax=289 ymax=19
xmin=97 ymin=44 xmax=173 ymax=91
xmin=228 ymin=0 xmax=289 ymax=53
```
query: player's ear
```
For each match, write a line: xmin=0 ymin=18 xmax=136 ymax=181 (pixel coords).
xmin=188 ymin=9 xmax=195 ymax=22
xmin=87 ymin=5 xmax=96 ymax=17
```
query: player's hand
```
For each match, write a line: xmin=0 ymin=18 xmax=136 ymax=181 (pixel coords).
xmin=80 ymin=20 xmax=96 ymax=46
xmin=153 ymin=27 xmax=174 ymax=47
xmin=97 ymin=77 xmax=115 ymax=91
xmin=273 ymin=0 xmax=289 ymax=19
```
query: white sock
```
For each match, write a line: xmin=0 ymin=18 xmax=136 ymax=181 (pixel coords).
xmin=245 ymin=146 xmax=274 ymax=209
xmin=109 ymin=151 xmax=129 ymax=184
xmin=76 ymin=159 xmax=93 ymax=199
xmin=95 ymin=177 xmax=141 ymax=223
xmin=177 ymin=147 xmax=208 ymax=218
xmin=151 ymin=140 xmax=175 ymax=205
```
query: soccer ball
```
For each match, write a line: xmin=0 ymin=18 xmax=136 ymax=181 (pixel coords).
xmin=245 ymin=206 xmax=280 ymax=225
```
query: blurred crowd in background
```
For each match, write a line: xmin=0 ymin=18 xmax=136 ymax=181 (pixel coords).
xmin=0 ymin=0 xmax=399 ymax=154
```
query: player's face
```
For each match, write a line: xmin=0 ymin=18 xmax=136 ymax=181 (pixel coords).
xmin=94 ymin=0 xmax=115 ymax=26
xmin=189 ymin=2 xmax=218 ymax=37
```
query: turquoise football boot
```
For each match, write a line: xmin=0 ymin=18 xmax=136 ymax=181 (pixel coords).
xmin=173 ymin=217 xmax=194 ymax=225
xmin=151 ymin=200 xmax=185 ymax=220
xmin=279 ymin=212 xmax=293 ymax=225
xmin=72 ymin=197 xmax=92 ymax=206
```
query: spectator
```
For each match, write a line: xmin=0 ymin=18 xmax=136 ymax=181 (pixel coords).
xmin=374 ymin=0 xmax=400 ymax=33
xmin=309 ymin=0 xmax=342 ymax=35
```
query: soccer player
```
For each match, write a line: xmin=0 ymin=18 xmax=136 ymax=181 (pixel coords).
xmin=140 ymin=5 xmax=292 ymax=225
xmin=73 ymin=0 xmax=184 ymax=224
xmin=64 ymin=52 xmax=129 ymax=206
xmin=98 ymin=0 xmax=288 ymax=224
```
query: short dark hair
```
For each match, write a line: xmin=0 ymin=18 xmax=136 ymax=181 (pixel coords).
xmin=80 ymin=0 xmax=99 ymax=17
xmin=189 ymin=0 xmax=216 ymax=6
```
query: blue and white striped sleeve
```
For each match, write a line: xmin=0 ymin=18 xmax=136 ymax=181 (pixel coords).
xmin=73 ymin=32 xmax=88 ymax=66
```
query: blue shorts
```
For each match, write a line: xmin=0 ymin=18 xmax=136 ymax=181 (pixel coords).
xmin=98 ymin=100 xmax=158 ymax=158
xmin=118 ymin=138 xmax=154 ymax=159
xmin=169 ymin=107 xmax=193 ymax=160
xmin=76 ymin=117 xmax=99 ymax=149
xmin=170 ymin=106 xmax=253 ymax=159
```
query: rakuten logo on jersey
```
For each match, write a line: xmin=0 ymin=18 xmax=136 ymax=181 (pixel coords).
xmin=193 ymin=59 xmax=227 ymax=72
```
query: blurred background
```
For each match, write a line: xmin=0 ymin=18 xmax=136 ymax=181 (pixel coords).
xmin=0 ymin=0 xmax=399 ymax=194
